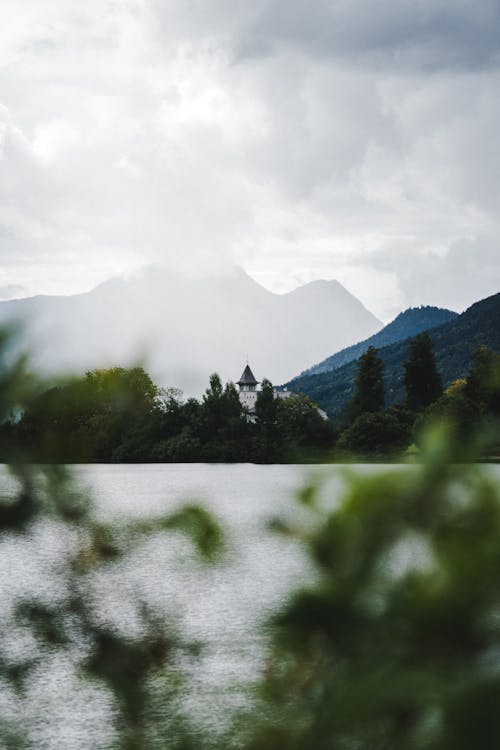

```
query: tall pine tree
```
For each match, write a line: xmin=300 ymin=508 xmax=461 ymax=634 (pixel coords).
xmin=404 ymin=333 xmax=442 ymax=411
xmin=348 ymin=346 xmax=385 ymax=420
xmin=254 ymin=379 xmax=280 ymax=462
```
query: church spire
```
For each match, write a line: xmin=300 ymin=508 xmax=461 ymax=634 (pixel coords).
xmin=237 ymin=364 xmax=258 ymax=388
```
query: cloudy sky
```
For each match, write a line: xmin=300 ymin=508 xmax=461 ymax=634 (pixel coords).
xmin=0 ymin=0 xmax=499 ymax=320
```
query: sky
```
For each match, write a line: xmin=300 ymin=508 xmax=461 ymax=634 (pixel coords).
xmin=0 ymin=0 xmax=499 ymax=321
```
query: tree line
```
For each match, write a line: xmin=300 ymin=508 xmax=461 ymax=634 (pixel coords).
xmin=0 ymin=368 xmax=335 ymax=463
xmin=0 ymin=332 xmax=497 ymax=463
xmin=337 ymin=333 xmax=500 ymax=457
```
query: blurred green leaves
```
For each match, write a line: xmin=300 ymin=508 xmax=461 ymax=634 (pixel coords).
xmin=0 ymin=328 xmax=225 ymax=749
xmin=145 ymin=504 xmax=225 ymax=563
xmin=245 ymin=431 xmax=500 ymax=750
xmin=0 ymin=323 xmax=500 ymax=750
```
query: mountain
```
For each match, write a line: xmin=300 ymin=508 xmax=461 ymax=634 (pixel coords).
xmin=0 ymin=265 xmax=382 ymax=395
xmin=302 ymin=306 xmax=458 ymax=376
xmin=288 ymin=292 xmax=500 ymax=420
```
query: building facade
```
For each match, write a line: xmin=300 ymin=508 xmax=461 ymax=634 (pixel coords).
xmin=237 ymin=364 xmax=259 ymax=413
xmin=236 ymin=362 xmax=328 ymax=421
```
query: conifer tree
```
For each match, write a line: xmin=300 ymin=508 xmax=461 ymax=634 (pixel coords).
xmin=464 ymin=345 xmax=500 ymax=415
xmin=404 ymin=332 xmax=443 ymax=411
xmin=254 ymin=379 xmax=280 ymax=461
xmin=349 ymin=346 xmax=385 ymax=420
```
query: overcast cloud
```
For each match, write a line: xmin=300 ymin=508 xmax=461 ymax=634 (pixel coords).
xmin=0 ymin=0 xmax=499 ymax=318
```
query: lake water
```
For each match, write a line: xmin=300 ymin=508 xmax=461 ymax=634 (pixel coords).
xmin=0 ymin=463 xmax=344 ymax=748
xmin=1 ymin=462 xmax=498 ymax=748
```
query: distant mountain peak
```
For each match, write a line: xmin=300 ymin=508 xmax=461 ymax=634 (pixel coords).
xmin=0 ymin=265 xmax=383 ymax=396
xmin=301 ymin=304 xmax=458 ymax=378
xmin=285 ymin=278 xmax=349 ymax=296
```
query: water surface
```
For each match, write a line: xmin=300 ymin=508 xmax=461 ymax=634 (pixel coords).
xmin=0 ymin=463 xmax=334 ymax=747
xmin=2 ymin=462 xmax=496 ymax=748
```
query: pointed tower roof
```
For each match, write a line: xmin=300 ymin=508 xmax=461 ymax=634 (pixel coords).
xmin=237 ymin=364 xmax=258 ymax=386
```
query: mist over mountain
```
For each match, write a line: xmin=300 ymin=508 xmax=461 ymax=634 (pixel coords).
xmin=302 ymin=306 xmax=458 ymax=377
xmin=0 ymin=265 xmax=381 ymax=395
xmin=289 ymin=292 xmax=500 ymax=420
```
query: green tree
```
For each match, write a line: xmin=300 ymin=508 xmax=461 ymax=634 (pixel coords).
xmin=85 ymin=367 xmax=160 ymax=461
xmin=15 ymin=366 xmax=162 ymax=462
xmin=348 ymin=346 xmax=385 ymax=420
xmin=337 ymin=410 xmax=411 ymax=457
xmin=15 ymin=379 xmax=96 ymax=461
xmin=465 ymin=345 xmax=500 ymax=416
xmin=199 ymin=374 xmax=247 ymax=461
xmin=217 ymin=382 xmax=248 ymax=460
xmin=415 ymin=392 xmax=480 ymax=454
xmin=255 ymin=379 xmax=277 ymax=424
xmin=279 ymin=394 xmax=335 ymax=457
xmin=254 ymin=378 xmax=281 ymax=461
xmin=85 ymin=366 xmax=160 ymax=412
xmin=404 ymin=332 xmax=443 ymax=411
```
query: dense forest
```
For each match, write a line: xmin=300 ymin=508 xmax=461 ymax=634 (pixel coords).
xmin=334 ymin=337 xmax=500 ymax=458
xmin=0 ymin=368 xmax=335 ymax=464
xmin=0 ymin=337 xmax=498 ymax=463
xmin=290 ymin=292 xmax=500 ymax=419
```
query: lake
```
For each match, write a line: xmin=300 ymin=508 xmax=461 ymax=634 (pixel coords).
xmin=0 ymin=463 xmax=343 ymax=748
xmin=1 ymin=462 xmax=497 ymax=748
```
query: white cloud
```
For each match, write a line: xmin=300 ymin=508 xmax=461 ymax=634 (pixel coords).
xmin=0 ymin=0 xmax=498 ymax=316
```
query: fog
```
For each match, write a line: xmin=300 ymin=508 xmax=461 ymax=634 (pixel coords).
xmin=0 ymin=265 xmax=381 ymax=395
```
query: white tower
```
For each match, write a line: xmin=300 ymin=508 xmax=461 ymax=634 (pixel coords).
xmin=237 ymin=364 xmax=259 ymax=413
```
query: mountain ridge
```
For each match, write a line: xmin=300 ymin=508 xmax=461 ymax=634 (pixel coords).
xmin=288 ymin=292 xmax=500 ymax=420
xmin=0 ymin=264 xmax=382 ymax=396
xmin=302 ymin=305 xmax=458 ymax=377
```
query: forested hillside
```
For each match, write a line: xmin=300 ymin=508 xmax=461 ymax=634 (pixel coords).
xmin=302 ymin=306 xmax=457 ymax=376
xmin=289 ymin=293 xmax=500 ymax=420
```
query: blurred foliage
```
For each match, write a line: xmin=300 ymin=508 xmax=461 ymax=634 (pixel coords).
xmin=2 ymin=427 xmax=499 ymax=749
xmin=0 ymin=324 xmax=499 ymax=748
xmin=0 ymin=326 xmax=225 ymax=749
xmin=10 ymin=366 xmax=161 ymax=462
xmin=0 ymin=456 xmax=224 ymax=748
xmin=239 ymin=427 xmax=500 ymax=750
